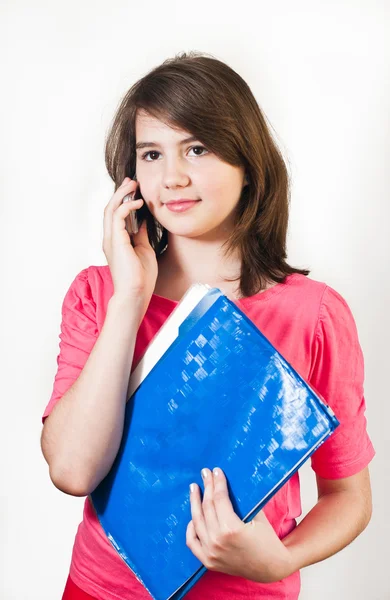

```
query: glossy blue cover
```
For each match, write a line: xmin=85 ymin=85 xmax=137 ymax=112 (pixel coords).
xmin=90 ymin=289 xmax=339 ymax=600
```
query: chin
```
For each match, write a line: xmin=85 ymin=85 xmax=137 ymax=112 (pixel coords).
xmin=157 ymin=209 xmax=231 ymax=238
xmin=171 ymin=225 xmax=227 ymax=240
xmin=164 ymin=225 xmax=206 ymax=238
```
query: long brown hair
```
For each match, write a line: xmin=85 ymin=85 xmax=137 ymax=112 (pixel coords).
xmin=105 ymin=50 xmax=310 ymax=297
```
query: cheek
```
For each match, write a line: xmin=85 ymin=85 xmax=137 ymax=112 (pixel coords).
xmin=138 ymin=185 xmax=159 ymax=213
xmin=205 ymin=185 xmax=241 ymax=218
xmin=203 ymin=170 xmax=242 ymax=204
xmin=201 ymin=178 xmax=232 ymax=203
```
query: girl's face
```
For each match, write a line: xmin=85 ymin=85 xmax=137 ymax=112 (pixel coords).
xmin=135 ymin=110 xmax=247 ymax=239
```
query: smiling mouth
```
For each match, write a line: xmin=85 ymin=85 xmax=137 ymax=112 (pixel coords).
xmin=164 ymin=200 xmax=201 ymax=212
xmin=164 ymin=199 xmax=201 ymax=205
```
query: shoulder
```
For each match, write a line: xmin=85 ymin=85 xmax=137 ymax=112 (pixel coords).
xmin=82 ymin=264 xmax=113 ymax=294
xmin=64 ymin=265 xmax=114 ymax=327
xmin=285 ymin=273 xmax=355 ymax=322
xmin=63 ymin=264 xmax=110 ymax=295
xmin=283 ymin=272 xmax=347 ymax=302
xmin=67 ymin=264 xmax=112 ymax=297
xmin=306 ymin=278 xmax=360 ymax=340
xmin=284 ymin=272 xmax=327 ymax=299
xmin=261 ymin=273 xmax=327 ymax=328
xmin=304 ymin=278 xmax=363 ymax=381
xmin=264 ymin=274 xmax=360 ymax=352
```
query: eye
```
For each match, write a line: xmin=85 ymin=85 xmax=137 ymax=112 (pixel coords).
xmin=188 ymin=145 xmax=208 ymax=157
xmin=141 ymin=145 xmax=209 ymax=161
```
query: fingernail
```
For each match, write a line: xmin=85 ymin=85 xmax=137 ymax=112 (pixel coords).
xmin=213 ymin=468 xmax=220 ymax=477
xmin=190 ymin=483 xmax=196 ymax=493
xmin=201 ymin=468 xmax=208 ymax=480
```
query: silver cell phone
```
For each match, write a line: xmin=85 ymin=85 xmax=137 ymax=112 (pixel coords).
xmin=123 ymin=190 xmax=139 ymax=236
xmin=123 ymin=174 xmax=142 ymax=236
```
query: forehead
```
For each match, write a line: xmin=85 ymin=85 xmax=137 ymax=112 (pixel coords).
xmin=135 ymin=110 xmax=190 ymax=140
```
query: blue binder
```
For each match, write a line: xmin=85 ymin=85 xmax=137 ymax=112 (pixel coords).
xmin=90 ymin=284 xmax=339 ymax=600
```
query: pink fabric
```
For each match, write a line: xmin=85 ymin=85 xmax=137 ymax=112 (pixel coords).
xmin=42 ymin=266 xmax=375 ymax=600
xmin=62 ymin=575 xmax=98 ymax=599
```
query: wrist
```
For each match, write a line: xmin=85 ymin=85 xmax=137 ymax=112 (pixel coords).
xmin=108 ymin=294 xmax=146 ymax=326
xmin=109 ymin=292 xmax=145 ymax=311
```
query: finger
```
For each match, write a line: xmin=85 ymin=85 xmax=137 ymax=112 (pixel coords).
xmin=112 ymin=198 xmax=144 ymax=245
xmin=189 ymin=483 xmax=208 ymax=544
xmin=186 ymin=520 xmax=207 ymax=565
xmin=103 ymin=178 xmax=138 ymax=243
xmin=212 ymin=468 xmax=242 ymax=531
xmin=200 ymin=468 xmax=219 ymax=535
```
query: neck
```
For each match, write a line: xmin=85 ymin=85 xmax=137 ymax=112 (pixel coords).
xmin=158 ymin=232 xmax=242 ymax=288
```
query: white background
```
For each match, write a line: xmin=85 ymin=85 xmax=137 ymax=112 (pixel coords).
xmin=1 ymin=1 xmax=388 ymax=598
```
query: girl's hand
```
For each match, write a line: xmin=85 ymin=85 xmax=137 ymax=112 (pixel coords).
xmin=186 ymin=468 xmax=294 ymax=584
xmin=103 ymin=177 xmax=158 ymax=302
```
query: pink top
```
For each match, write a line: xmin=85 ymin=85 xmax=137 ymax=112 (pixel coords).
xmin=42 ymin=266 xmax=375 ymax=600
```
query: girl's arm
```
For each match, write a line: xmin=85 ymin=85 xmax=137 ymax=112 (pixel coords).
xmin=281 ymin=466 xmax=372 ymax=573
xmin=41 ymin=294 xmax=144 ymax=497
xmin=186 ymin=465 xmax=372 ymax=583
xmin=41 ymin=179 xmax=158 ymax=498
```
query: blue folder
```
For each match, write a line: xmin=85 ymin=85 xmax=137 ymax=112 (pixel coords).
xmin=90 ymin=284 xmax=339 ymax=600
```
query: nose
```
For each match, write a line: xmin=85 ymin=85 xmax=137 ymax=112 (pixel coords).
xmin=162 ymin=160 xmax=190 ymax=188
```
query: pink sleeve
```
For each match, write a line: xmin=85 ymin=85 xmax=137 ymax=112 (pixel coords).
xmin=42 ymin=268 xmax=98 ymax=423
xmin=309 ymin=286 xmax=375 ymax=478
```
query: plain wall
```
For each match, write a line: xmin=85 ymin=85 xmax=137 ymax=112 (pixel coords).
xmin=1 ymin=1 xmax=388 ymax=598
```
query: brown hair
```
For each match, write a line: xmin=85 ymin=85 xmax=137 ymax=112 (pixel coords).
xmin=105 ymin=50 xmax=310 ymax=297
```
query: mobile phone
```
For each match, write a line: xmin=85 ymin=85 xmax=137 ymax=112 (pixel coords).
xmin=123 ymin=175 xmax=143 ymax=236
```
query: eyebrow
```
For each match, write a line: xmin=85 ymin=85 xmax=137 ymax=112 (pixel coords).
xmin=135 ymin=135 xmax=199 ymax=151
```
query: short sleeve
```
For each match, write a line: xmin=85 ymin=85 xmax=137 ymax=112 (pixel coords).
xmin=42 ymin=268 xmax=98 ymax=423
xmin=309 ymin=286 xmax=375 ymax=478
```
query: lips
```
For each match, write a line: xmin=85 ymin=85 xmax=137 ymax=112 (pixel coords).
xmin=165 ymin=200 xmax=201 ymax=213
xmin=165 ymin=199 xmax=200 ymax=204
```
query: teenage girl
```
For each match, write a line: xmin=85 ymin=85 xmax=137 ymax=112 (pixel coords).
xmin=41 ymin=51 xmax=375 ymax=600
